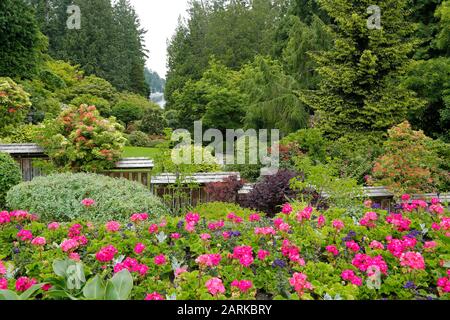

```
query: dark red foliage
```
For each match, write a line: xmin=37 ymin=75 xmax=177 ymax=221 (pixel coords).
xmin=240 ymin=169 xmax=298 ymax=216
xmin=205 ymin=175 xmax=245 ymax=203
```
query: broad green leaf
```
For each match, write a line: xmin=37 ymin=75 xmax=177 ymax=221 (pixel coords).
xmin=109 ymin=269 xmax=133 ymax=300
xmin=82 ymin=275 xmax=106 ymax=300
xmin=105 ymin=281 xmax=119 ymax=300
xmin=20 ymin=284 xmax=44 ymax=300
xmin=53 ymin=259 xmax=70 ymax=277
xmin=0 ymin=290 xmax=20 ymax=300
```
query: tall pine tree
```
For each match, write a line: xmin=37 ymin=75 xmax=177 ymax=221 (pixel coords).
xmin=300 ymin=0 xmax=424 ymax=138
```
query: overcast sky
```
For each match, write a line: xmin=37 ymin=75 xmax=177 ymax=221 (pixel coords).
xmin=129 ymin=0 xmax=190 ymax=79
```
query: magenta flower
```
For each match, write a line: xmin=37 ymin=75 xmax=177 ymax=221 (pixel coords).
xmin=81 ymin=198 xmax=95 ymax=207
xmin=205 ymin=277 xmax=225 ymax=296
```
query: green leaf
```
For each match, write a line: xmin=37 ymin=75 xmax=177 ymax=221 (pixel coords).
xmin=105 ymin=281 xmax=120 ymax=300
xmin=109 ymin=269 xmax=133 ymax=300
xmin=0 ymin=290 xmax=20 ymax=300
xmin=82 ymin=275 xmax=106 ymax=300
xmin=19 ymin=284 xmax=44 ymax=300
xmin=53 ymin=259 xmax=70 ymax=277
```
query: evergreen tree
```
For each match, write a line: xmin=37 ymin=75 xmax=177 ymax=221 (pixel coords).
xmin=300 ymin=0 xmax=424 ymax=138
xmin=0 ymin=0 xmax=46 ymax=79
xmin=241 ymin=56 xmax=308 ymax=136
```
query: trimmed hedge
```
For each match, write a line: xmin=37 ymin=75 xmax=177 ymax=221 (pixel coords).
xmin=0 ymin=152 xmax=22 ymax=208
xmin=6 ymin=173 xmax=168 ymax=222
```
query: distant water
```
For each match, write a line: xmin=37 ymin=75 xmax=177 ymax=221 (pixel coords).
xmin=150 ymin=92 xmax=166 ymax=108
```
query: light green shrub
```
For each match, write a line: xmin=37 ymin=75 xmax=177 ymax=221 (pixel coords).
xmin=6 ymin=173 xmax=168 ymax=222
xmin=0 ymin=153 xmax=22 ymax=208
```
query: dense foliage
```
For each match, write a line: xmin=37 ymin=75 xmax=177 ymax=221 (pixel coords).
xmin=0 ymin=153 xmax=22 ymax=208
xmin=35 ymin=104 xmax=126 ymax=172
xmin=5 ymin=173 xmax=168 ymax=222
xmin=0 ymin=78 xmax=32 ymax=133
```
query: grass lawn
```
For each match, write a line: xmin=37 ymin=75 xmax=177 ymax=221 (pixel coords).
xmin=122 ymin=146 xmax=160 ymax=159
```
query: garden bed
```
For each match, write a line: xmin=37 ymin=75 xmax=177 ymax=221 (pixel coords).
xmin=0 ymin=196 xmax=448 ymax=300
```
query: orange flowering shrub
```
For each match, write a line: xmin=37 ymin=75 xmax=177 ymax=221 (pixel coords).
xmin=370 ymin=121 xmax=447 ymax=195
xmin=36 ymin=104 xmax=126 ymax=172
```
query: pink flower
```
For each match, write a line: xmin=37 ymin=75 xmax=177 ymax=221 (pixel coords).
xmin=130 ymin=213 xmax=148 ymax=222
xmin=184 ymin=221 xmax=196 ymax=233
xmin=332 ymin=220 xmax=344 ymax=231
xmin=341 ymin=270 xmax=363 ymax=286
xmin=423 ymin=241 xmax=437 ymax=251
xmin=208 ymin=220 xmax=224 ymax=231
xmin=175 ymin=267 xmax=188 ymax=277
xmin=232 ymin=246 xmax=254 ymax=267
xmin=296 ymin=207 xmax=312 ymax=222
xmin=282 ymin=240 xmax=304 ymax=265
xmin=61 ymin=239 xmax=79 ymax=252
xmin=171 ymin=233 xmax=181 ymax=239
xmin=364 ymin=199 xmax=373 ymax=208
xmin=227 ymin=212 xmax=243 ymax=224
xmin=185 ymin=212 xmax=200 ymax=224
xmin=273 ymin=217 xmax=284 ymax=228
xmin=154 ymin=254 xmax=167 ymax=266
xmin=0 ymin=211 xmax=11 ymax=225
xmin=69 ymin=252 xmax=80 ymax=262
xmin=431 ymin=222 xmax=441 ymax=231
xmin=95 ymin=245 xmax=118 ymax=263
xmin=254 ymin=227 xmax=276 ymax=236
xmin=81 ymin=198 xmax=95 ymax=207
xmin=278 ymin=222 xmax=291 ymax=232
xmin=352 ymin=254 xmax=388 ymax=274
xmin=0 ymin=278 xmax=7 ymax=290
xmin=369 ymin=240 xmax=384 ymax=250
xmin=281 ymin=203 xmax=293 ymax=215
xmin=326 ymin=245 xmax=339 ymax=256
xmin=196 ymin=254 xmax=222 ymax=267
xmin=430 ymin=204 xmax=444 ymax=215
xmin=360 ymin=212 xmax=378 ymax=228
xmin=440 ymin=217 xmax=450 ymax=230
xmin=205 ymin=277 xmax=225 ymax=296
xmin=257 ymin=250 xmax=270 ymax=260
xmin=15 ymin=277 xmax=37 ymax=292
xmin=400 ymin=251 xmax=425 ymax=270
xmin=145 ymin=292 xmax=165 ymax=300
xmin=431 ymin=198 xmax=440 ymax=205
xmin=289 ymin=272 xmax=313 ymax=296
xmin=148 ymin=224 xmax=159 ymax=234
xmin=47 ymin=222 xmax=60 ymax=230
xmin=0 ymin=260 xmax=6 ymax=275
xmin=105 ymin=221 xmax=121 ymax=233
xmin=200 ymin=233 xmax=211 ymax=241
xmin=31 ymin=237 xmax=46 ymax=247
xmin=68 ymin=223 xmax=82 ymax=238
xmin=42 ymin=284 xmax=52 ymax=291
xmin=401 ymin=194 xmax=411 ymax=201
xmin=231 ymin=280 xmax=253 ymax=293
xmin=249 ymin=213 xmax=261 ymax=222
xmin=437 ymin=274 xmax=450 ymax=293
xmin=134 ymin=243 xmax=146 ymax=255
xmin=17 ymin=229 xmax=33 ymax=242
xmin=345 ymin=240 xmax=360 ymax=253
xmin=386 ymin=213 xmax=411 ymax=232
xmin=317 ymin=215 xmax=326 ymax=228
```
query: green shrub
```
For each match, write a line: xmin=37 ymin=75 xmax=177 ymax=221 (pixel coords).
xmin=192 ymin=201 xmax=258 ymax=221
xmin=139 ymin=108 xmax=167 ymax=135
xmin=6 ymin=173 xmax=169 ymax=222
xmin=0 ymin=153 xmax=22 ymax=208
xmin=127 ymin=130 xmax=152 ymax=147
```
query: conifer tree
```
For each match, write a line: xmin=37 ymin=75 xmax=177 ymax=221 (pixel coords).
xmin=300 ymin=0 xmax=424 ymax=138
